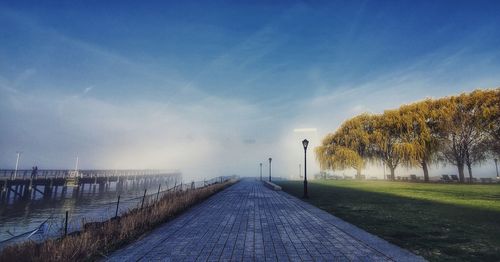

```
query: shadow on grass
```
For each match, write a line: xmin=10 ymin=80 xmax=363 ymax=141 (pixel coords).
xmin=277 ymin=181 xmax=500 ymax=262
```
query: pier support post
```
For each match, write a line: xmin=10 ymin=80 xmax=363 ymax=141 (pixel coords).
xmin=0 ymin=181 xmax=6 ymax=200
xmin=61 ymin=186 xmax=67 ymax=197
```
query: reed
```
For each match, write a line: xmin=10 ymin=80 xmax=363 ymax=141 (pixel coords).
xmin=0 ymin=180 xmax=236 ymax=261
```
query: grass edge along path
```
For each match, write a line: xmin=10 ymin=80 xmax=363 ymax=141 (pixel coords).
xmin=276 ymin=180 xmax=500 ymax=262
xmin=0 ymin=179 xmax=238 ymax=262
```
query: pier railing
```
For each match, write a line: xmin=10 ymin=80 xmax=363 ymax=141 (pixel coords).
xmin=0 ymin=169 xmax=179 ymax=180
xmin=0 ymin=170 xmax=182 ymax=202
xmin=0 ymin=175 xmax=237 ymax=249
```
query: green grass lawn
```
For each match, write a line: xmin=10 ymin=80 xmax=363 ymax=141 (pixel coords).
xmin=276 ymin=180 xmax=500 ymax=262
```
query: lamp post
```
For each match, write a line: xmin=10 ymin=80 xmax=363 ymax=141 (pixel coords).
xmin=495 ymin=158 xmax=499 ymax=179
xmin=14 ymin=151 xmax=22 ymax=179
xmin=260 ymin=163 xmax=263 ymax=181
xmin=302 ymin=139 xmax=309 ymax=199
xmin=268 ymin=158 xmax=272 ymax=182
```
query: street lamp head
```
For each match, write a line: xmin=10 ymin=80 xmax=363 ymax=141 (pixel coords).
xmin=269 ymin=157 xmax=272 ymax=162
xmin=302 ymin=139 xmax=309 ymax=150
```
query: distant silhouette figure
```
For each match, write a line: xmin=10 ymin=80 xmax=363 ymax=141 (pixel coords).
xmin=31 ymin=166 xmax=38 ymax=179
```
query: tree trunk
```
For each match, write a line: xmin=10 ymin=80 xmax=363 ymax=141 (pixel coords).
xmin=421 ymin=160 xmax=429 ymax=182
xmin=389 ymin=167 xmax=395 ymax=181
xmin=356 ymin=168 xmax=362 ymax=180
xmin=467 ymin=163 xmax=473 ymax=183
xmin=457 ymin=163 xmax=465 ymax=183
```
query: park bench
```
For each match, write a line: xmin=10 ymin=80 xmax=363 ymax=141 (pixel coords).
xmin=480 ymin=178 xmax=493 ymax=183
xmin=465 ymin=177 xmax=478 ymax=183
xmin=410 ymin=174 xmax=419 ymax=181
xmin=441 ymin=174 xmax=452 ymax=182
xmin=450 ymin=175 xmax=460 ymax=182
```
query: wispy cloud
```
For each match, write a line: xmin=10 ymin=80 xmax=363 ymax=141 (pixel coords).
xmin=83 ymin=86 xmax=93 ymax=94
xmin=1 ymin=2 xmax=499 ymax=179
xmin=0 ymin=8 xmax=189 ymax=99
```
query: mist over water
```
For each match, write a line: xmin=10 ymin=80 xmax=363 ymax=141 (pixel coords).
xmin=0 ymin=176 xmax=179 ymax=244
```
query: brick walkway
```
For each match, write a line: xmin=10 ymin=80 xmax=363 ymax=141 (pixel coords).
xmin=107 ymin=179 xmax=425 ymax=261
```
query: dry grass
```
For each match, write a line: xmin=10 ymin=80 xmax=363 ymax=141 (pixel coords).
xmin=0 ymin=180 xmax=236 ymax=262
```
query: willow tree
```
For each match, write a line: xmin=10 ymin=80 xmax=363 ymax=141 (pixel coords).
xmin=397 ymin=100 xmax=444 ymax=182
xmin=465 ymin=90 xmax=499 ymax=179
xmin=483 ymin=88 xmax=500 ymax=158
xmin=369 ymin=110 xmax=418 ymax=181
xmin=317 ymin=88 xmax=498 ymax=183
xmin=315 ymin=114 xmax=372 ymax=178
xmin=439 ymin=90 xmax=496 ymax=182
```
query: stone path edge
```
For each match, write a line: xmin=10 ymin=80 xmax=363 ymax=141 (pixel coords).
xmin=275 ymin=187 xmax=427 ymax=262
xmin=106 ymin=180 xmax=241 ymax=260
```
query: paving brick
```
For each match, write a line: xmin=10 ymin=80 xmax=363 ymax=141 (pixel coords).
xmin=107 ymin=179 xmax=426 ymax=261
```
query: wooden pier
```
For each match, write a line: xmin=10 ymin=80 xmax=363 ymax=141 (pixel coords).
xmin=0 ymin=169 xmax=181 ymax=202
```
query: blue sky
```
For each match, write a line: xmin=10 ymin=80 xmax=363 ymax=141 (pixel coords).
xmin=1 ymin=1 xmax=500 ymax=179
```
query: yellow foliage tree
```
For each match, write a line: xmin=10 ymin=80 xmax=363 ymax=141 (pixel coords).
xmin=439 ymin=89 xmax=500 ymax=182
xmin=316 ymin=88 xmax=499 ymax=183
xmin=482 ymin=88 xmax=500 ymax=158
xmin=315 ymin=114 xmax=371 ymax=178
xmin=397 ymin=100 xmax=443 ymax=182
xmin=369 ymin=110 xmax=416 ymax=180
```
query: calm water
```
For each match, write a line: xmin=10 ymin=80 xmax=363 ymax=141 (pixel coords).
xmin=0 ymin=179 xmax=176 ymax=245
